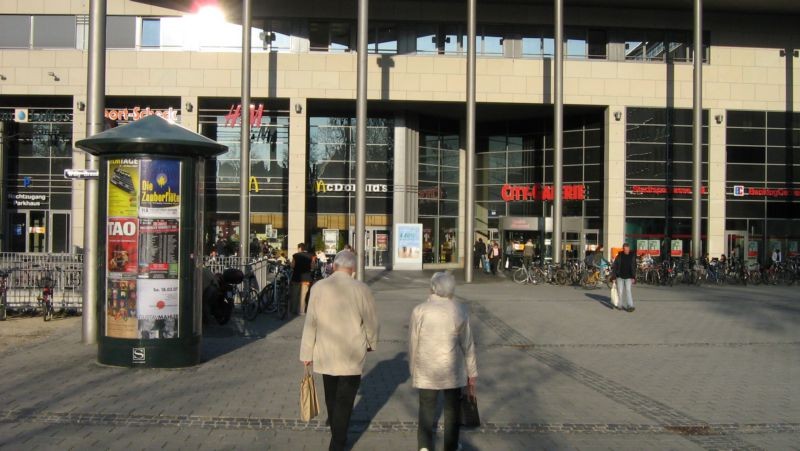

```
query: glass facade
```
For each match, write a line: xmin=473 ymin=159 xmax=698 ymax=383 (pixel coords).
xmin=625 ymin=107 xmax=709 ymax=258
xmin=725 ymin=110 xmax=800 ymax=262
xmin=198 ymin=99 xmax=289 ymax=251
xmin=0 ymin=105 xmax=73 ymax=253
xmin=476 ymin=116 xmax=604 ymax=229
xmin=418 ymin=118 xmax=460 ymax=264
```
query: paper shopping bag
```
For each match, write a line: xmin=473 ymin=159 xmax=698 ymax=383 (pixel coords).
xmin=610 ymin=281 xmax=620 ymax=309
xmin=300 ymin=366 xmax=320 ymax=422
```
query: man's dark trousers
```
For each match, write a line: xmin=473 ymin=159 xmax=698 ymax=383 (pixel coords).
xmin=322 ymin=374 xmax=361 ymax=451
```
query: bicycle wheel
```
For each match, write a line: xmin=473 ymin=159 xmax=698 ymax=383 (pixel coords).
xmin=242 ymin=287 xmax=260 ymax=321
xmin=512 ymin=267 xmax=529 ymax=284
xmin=579 ymin=273 xmax=590 ymax=289
xmin=0 ymin=294 xmax=6 ymax=321
xmin=261 ymin=284 xmax=278 ymax=313
xmin=277 ymin=281 xmax=289 ymax=320
xmin=555 ymin=269 xmax=568 ymax=286
xmin=531 ymin=269 xmax=545 ymax=285
xmin=44 ymin=300 xmax=53 ymax=322
xmin=749 ymin=270 xmax=762 ymax=285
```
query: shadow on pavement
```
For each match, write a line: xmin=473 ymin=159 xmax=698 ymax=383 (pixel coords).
xmin=202 ymin=309 xmax=296 ymax=362
xmin=585 ymin=293 xmax=616 ymax=310
xmin=349 ymin=352 xmax=410 ymax=445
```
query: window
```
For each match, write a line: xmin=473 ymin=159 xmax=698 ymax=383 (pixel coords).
xmin=106 ymin=16 xmax=136 ymax=49
xmin=0 ymin=15 xmax=32 ymax=48
xmin=565 ymin=29 xmax=586 ymax=59
xmin=32 ymin=15 xmax=76 ymax=48
xmin=262 ymin=20 xmax=292 ymax=52
xmin=370 ymin=24 xmax=397 ymax=54
xmin=587 ymin=29 xmax=607 ymax=59
xmin=141 ymin=18 xmax=161 ymax=47
xmin=310 ymin=22 xmax=351 ymax=52
xmin=480 ymin=26 xmax=504 ymax=56
xmin=416 ymin=24 xmax=437 ymax=54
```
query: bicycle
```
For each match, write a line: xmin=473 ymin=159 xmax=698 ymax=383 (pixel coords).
xmin=0 ymin=267 xmax=20 ymax=321
xmin=35 ymin=264 xmax=59 ymax=321
xmin=261 ymin=262 xmax=291 ymax=320
xmin=580 ymin=265 xmax=612 ymax=289
xmin=239 ymin=264 xmax=262 ymax=321
xmin=512 ymin=261 xmax=543 ymax=285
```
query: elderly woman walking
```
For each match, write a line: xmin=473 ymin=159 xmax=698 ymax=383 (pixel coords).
xmin=409 ymin=272 xmax=478 ymax=451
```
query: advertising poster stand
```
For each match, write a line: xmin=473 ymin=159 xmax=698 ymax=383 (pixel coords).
xmin=77 ymin=115 xmax=226 ymax=368
xmin=394 ymin=223 xmax=423 ymax=271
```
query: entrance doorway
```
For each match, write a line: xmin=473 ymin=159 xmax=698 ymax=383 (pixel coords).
xmin=5 ymin=210 xmax=70 ymax=253
xmin=350 ymin=227 xmax=391 ymax=269
xmin=725 ymin=230 xmax=749 ymax=262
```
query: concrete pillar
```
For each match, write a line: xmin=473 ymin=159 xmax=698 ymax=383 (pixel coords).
xmin=288 ymin=98 xmax=307 ymax=249
xmin=707 ymin=108 xmax=726 ymax=257
xmin=71 ymin=109 xmax=87 ymax=250
xmin=457 ymin=120 xmax=467 ymax=266
xmin=392 ymin=113 xmax=408 ymax=225
xmin=603 ymin=106 xmax=626 ymax=259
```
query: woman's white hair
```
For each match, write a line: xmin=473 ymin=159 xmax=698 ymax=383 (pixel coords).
xmin=333 ymin=250 xmax=357 ymax=269
xmin=430 ymin=271 xmax=456 ymax=298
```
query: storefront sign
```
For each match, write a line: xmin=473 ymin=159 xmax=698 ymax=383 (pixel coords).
xmin=105 ymin=107 xmax=179 ymax=122
xmin=671 ymin=239 xmax=683 ymax=257
xmin=1 ymin=109 xmax=73 ymax=123
xmin=224 ymin=104 xmax=265 ymax=127
xmin=500 ymin=184 xmax=586 ymax=202
xmin=418 ymin=186 xmax=447 ymax=200
xmin=629 ymin=185 xmax=708 ymax=196
xmin=394 ymin=223 xmax=423 ymax=270
xmin=314 ymin=180 xmax=389 ymax=194
xmin=729 ymin=186 xmax=800 ymax=198
xmin=7 ymin=193 xmax=48 ymax=208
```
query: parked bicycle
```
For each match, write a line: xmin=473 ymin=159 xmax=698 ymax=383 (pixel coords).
xmin=261 ymin=261 xmax=291 ymax=320
xmin=580 ymin=264 xmax=612 ymax=289
xmin=0 ymin=267 xmax=19 ymax=321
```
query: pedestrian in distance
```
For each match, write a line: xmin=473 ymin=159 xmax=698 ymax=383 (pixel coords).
xmin=290 ymin=243 xmax=316 ymax=315
xmin=523 ymin=238 xmax=535 ymax=269
xmin=299 ymin=250 xmax=380 ymax=451
xmin=474 ymin=238 xmax=486 ymax=269
xmin=489 ymin=241 xmax=501 ymax=275
xmin=409 ymin=272 xmax=477 ymax=451
xmin=611 ymin=243 xmax=637 ymax=312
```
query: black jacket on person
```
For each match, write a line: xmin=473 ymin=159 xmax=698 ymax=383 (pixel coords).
xmin=612 ymin=252 xmax=636 ymax=279
xmin=474 ymin=241 xmax=486 ymax=257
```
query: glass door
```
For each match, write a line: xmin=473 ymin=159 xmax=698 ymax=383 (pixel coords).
xmin=8 ymin=212 xmax=27 ymax=252
xmin=725 ymin=231 xmax=747 ymax=262
xmin=28 ymin=210 xmax=47 ymax=253
xmin=50 ymin=211 xmax=71 ymax=253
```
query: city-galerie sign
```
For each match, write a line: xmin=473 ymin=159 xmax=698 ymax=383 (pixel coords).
xmin=501 ymin=183 xmax=586 ymax=202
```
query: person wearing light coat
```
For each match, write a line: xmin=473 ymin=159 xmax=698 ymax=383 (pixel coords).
xmin=409 ymin=272 xmax=478 ymax=451
xmin=299 ymin=250 xmax=380 ymax=451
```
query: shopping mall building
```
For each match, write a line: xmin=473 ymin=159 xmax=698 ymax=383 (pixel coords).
xmin=0 ymin=0 xmax=798 ymax=268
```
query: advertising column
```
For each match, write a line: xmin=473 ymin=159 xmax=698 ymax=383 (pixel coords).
xmin=105 ymin=158 xmax=182 ymax=342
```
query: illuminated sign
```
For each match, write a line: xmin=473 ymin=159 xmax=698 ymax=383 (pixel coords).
xmin=105 ymin=107 xmax=178 ymax=122
xmin=0 ymin=109 xmax=72 ymax=123
xmin=629 ymin=185 xmax=708 ymax=196
xmin=727 ymin=186 xmax=800 ymax=198
xmin=224 ymin=104 xmax=265 ymax=127
xmin=7 ymin=193 xmax=48 ymax=208
xmin=418 ymin=186 xmax=447 ymax=200
xmin=501 ymin=184 xmax=586 ymax=202
xmin=314 ymin=180 xmax=389 ymax=194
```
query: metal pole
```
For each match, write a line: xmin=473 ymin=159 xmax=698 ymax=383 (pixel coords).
xmin=552 ymin=0 xmax=564 ymax=264
xmin=82 ymin=0 xmax=106 ymax=344
xmin=355 ymin=0 xmax=369 ymax=280
xmin=239 ymin=0 xmax=252 ymax=260
xmin=465 ymin=0 xmax=476 ymax=282
xmin=692 ymin=0 xmax=703 ymax=259
xmin=0 ymin=122 xmax=6 ymax=252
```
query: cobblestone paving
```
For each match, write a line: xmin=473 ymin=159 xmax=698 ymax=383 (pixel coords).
xmin=0 ymin=272 xmax=797 ymax=450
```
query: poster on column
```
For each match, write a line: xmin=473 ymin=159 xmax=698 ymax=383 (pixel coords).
xmin=105 ymin=277 xmax=139 ymax=339
xmin=107 ymin=159 xmax=139 ymax=217
xmin=139 ymin=159 xmax=181 ymax=219
xmin=107 ymin=218 xmax=139 ymax=275
xmin=138 ymin=218 xmax=180 ymax=279
xmin=748 ymin=241 xmax=759 ymax=259
xmin=136 ymin=279 xmax=179 ymax=339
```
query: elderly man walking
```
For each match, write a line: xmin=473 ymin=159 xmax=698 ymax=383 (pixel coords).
xmin=299 ymin=250 xmax=380 ymax=451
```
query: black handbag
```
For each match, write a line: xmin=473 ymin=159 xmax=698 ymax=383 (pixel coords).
xmin=460 ymin=394 xmax=481 ymax=428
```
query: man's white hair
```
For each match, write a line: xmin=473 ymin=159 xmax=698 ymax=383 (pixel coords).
xmin=333 ymin=250 xmax=357 ymax=269
xmin=430 ymin=271 xmax=456 ymax=298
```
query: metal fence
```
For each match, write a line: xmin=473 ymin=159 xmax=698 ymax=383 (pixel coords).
xmin=0 ymin=253 xmax=84 ymax=311
xmin=202 ymin=256 xmax=273 ymax=291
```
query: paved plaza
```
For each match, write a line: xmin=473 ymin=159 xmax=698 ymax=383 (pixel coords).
xmin=0 ymin=271 xmax=798 ymax=450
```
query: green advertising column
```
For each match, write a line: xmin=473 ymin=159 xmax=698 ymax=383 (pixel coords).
xmin=77 ymin=115 xmax=226 ymax=368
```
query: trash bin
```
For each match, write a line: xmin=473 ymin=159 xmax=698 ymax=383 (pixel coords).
xmin=76 ymin=115 xmax=226 ymax=367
